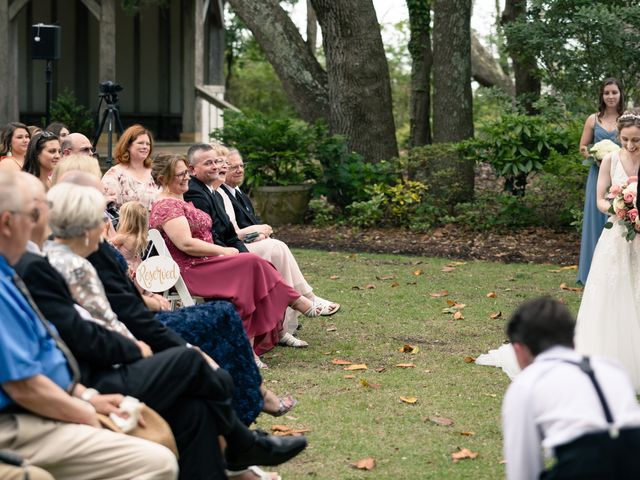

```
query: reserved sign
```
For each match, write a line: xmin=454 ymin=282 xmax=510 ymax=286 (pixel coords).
xmin=135 ymin=256 xmax=180 ymax=292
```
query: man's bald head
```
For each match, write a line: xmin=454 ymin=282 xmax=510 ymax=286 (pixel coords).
xmin=61 ymin=133 xmax=94 ymax=157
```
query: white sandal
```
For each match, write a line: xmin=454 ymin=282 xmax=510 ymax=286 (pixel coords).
xmin=313 ymin=296 xmax=341 ymax=316
xmin=254 ymin=356 xmax=268 ymax=369
xmin=226 ymin=466 xmax=282 ymax=480
xmin=278 ymin=332 xmax=308 ymax=348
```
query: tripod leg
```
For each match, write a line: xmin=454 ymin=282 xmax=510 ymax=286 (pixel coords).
xmin=93 ymin=108 xmax=111 ymax=148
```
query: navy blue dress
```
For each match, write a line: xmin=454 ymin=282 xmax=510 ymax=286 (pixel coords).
xmin=577 ymin=121 xmax=620 ymax=285
xmin=157 ymin=301 xmax=264 ymax=425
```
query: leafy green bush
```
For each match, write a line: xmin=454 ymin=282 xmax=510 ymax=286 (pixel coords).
xmin=444 ymin=192 xmax=539 ymax=231
xmin=212 ymin=111 xmax=322 ymax=190
xmin=48 ymin=89 xmax=94 ymax=137
xmin=466 ymin=112 xmax=575 ymax=196
xmin=314 ymin=130 xmax=398 ymax=209
xmin=307 ymin=197 xmax=338 ymax=226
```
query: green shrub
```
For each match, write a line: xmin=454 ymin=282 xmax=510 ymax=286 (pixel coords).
xmin=346 ymin=195 xmax=384 ymax=228
xmin=48 ymin=89 xmax=94 ymax=137
xmin=445 ymin=192 xmax=539 ymax=231
xmin=466 ymin=113 xmax=576 ymax=196
xmin=212 ymin=111 xmax=322 ymax=190
xmin=307 ymin=196 xmax=339 ymax=226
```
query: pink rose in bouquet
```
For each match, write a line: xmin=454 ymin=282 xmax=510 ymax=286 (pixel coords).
xmin=605 ymin=179 xmax=640 ymax=241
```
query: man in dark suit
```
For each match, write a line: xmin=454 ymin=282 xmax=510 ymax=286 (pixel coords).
xmin=184 ymin=143 xmax=248 ymax=252
xmin=16 ymin=172 xmax=307 ymax=480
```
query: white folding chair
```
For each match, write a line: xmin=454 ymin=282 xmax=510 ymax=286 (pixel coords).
xmin=146 ymin=228 xmax=203 ymax=309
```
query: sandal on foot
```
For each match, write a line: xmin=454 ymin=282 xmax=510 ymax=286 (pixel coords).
xmin=278 ymin=332 xmax=308 ymax=348
xmin=255 ymin=356 xmax=268 ymax=369
xmin=226 ymin=466 xmax=282 ymax=480
xmin=313 ymin=296 xmax=341 ymax=316
xmin=265 ymin=395 xmax=298 ymax=417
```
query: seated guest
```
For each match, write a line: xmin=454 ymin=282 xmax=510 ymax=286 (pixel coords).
xmin=149 ymin=154 xmax=324 ymax=366
xmin=187 ymin=143 xmax=339 ymax=343
xmin=0 ymin=171 xmax=179 ymax=479
xmin=0 ymin=122 xmax=30 ymax=171
xmin=502 ymin=297 xmax=640 ymax=480
xmin=102 ymin=124 xmax=159 ymax=210
xmin=50 ymin=170 xmax=296 ymax=424
xmin=16 ymin=172 xmax=307 ymax=479
xmin=22 ymin=131 xmax=61 ymax=190
xmin=60 ymin=133 xmax=96 ymax=157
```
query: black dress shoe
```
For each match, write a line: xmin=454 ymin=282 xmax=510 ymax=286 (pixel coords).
xmin=226 ymin=430 xmax=307 ymax=471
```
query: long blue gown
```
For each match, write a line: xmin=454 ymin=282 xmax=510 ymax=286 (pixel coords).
xmin=576 ymin=122 xmax=620 ymax=285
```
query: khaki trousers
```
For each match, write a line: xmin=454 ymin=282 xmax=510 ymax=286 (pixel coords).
xmin=247 ymin=238 xmax=312 ymax=333
xmin=0 ymin=464 xmax=53 ymax=480
xmin=0 ymin=413 xmax=178 ymax=480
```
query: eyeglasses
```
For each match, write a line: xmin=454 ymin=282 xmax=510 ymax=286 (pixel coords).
xmin=228 ymin=164 xmax=245 ymax=171
xmin=79 ymin=146 xmax=94 ymax=154
xmin=175 ymin=170 xmax=190 ymax=179
xmin=214 ymin=158 xmax=226 ymax=165
xmin=10 ymin=208 xmax=40 ymax=223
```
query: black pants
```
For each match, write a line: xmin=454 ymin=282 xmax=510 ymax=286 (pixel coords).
xmin=542 ymin=428 xmax=640 ymax=479
xmin=88 ymin=347 xmax=252 ymax=480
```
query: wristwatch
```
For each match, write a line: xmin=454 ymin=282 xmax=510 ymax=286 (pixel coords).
xmin=80 ymin=388 xmax=100 ymax=403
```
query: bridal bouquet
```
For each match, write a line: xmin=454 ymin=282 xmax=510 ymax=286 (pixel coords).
xmin=584 ymin=139 xmax=621 ymax=167
xmin=605 ymin=176 xmax=640 ymax=241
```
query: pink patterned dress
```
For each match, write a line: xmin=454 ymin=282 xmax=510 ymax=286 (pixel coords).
xmin=149 ymin=197 xmax=299 ymax=354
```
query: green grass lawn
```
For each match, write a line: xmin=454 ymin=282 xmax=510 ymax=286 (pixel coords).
xmin=256 ymin=249 xmax=582 ymax=479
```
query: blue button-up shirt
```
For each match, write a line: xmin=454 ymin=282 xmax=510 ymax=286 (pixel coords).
xmin=0 ymin=255 xmax=72 ymax=410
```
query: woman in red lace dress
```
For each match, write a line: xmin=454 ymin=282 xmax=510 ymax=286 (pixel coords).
xmin=149 ymin=154 xmax=321 ymax=363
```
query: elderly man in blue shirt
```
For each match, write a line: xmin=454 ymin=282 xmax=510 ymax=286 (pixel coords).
xmin=0 ymin=171 xmax=178 ymax=479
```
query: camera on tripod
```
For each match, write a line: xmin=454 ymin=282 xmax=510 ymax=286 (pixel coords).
xmin=99 ymin=80 xmax=123 ymax=105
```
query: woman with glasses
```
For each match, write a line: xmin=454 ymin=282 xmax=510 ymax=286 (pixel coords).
xmin=102 ymin=124 xmax=159 ymax=210
xmin=575 ymin=110 xmax=640 ymax=392
xmin=22 ymin=131 xmax=62 ymax=190
xmin=0 ymin=122 xmax=30 ymax=172
xmin=149 ymin=154 xmax=325 ymax=367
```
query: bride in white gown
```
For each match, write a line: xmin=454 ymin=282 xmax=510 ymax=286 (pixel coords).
xmin=575 ymin=111 xmax=640 ymax=392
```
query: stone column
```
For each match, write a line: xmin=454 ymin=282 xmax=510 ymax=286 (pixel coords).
xmin=99 ymin=0 xmax=116 ymax=83
xmin=0 ymin=0 xmax=26 ymax=124
xmin=181 ymin=0 xmax=204 ymax=142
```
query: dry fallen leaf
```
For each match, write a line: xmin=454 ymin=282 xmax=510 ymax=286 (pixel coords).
xmin=271 ymin=425 xmax=311 ymax=437
xmin=446 ymin=299 xmax=456 ymax=306
xmin=489 ymin=311 xmax=502 ymax=319
xmin=326 ymin=325 xmax=337 ymax=332
xmin=344 ymin=364 xmax=368 ymax=371
xmin=395 ymin=363 xmax=416 ymax=368
xmin=364 ymin=283 xmax=376 ymax=289
xmin=451 ymin=447 xmax=479 ymax=462
xmin=486 ymin=291 xmax=497 ymax=298
xmin=360 ymin=378 xmax=380 ymax=389
xmin=441 ymin=266 xmax=456 ymax=272
xmin=332 ymin=359 xmax=352 ymax=365
xmin=463 ymin=356 xmax=476 ymax=363
xmin=399 ymin=344 xmax=420 ymax=354
xmin=376 ymin=274 xmax=396 ymax=280
xmin=413 ymin=268 xmax=424 ymax=276
xmin=448 ymin=261 xmax=467 ymax=266
xmin=351 ymin=457 xmax=376 ymax=471
xmin=329 ymin=275 xmax=340 ymax=280
xmin=400 ymin=396 xmax=418 ymax=404
xmin=375 ymin=367 xmax=386 ymax=373
xmin=561 ymin=265 xmax=578 ymax=270
xmin=343 ymin=374 xmax=355 ymax=379
xmin=453 ymin=311 xmax=464 ymax=320
xmin=547 ymin=269 xmax=562 ymax=273
xmin=429 ymin=416 xmax=454 ymax=426
xmin=390 ymin=281 xmax=400 ymax=288
xmin=459 ymin=431 xmax=475 ymax=436
xmin=430 ymin=290 xmax=449 ymax=297
xmin=453 ymin=303 xmax=466 ymax=309
xmin=560 ymin=283 xmax=583 ymax=293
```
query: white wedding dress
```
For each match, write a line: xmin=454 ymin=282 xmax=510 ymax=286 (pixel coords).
xmin=575 ymin=151 xmax=640 ymax=392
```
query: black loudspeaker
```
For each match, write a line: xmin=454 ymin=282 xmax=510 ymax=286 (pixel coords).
xmin=31 ymin=24 xmax=61 ymax=60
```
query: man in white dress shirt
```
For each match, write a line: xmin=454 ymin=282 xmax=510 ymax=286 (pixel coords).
xmin=502 ymin=297 xmax=640 ymax=480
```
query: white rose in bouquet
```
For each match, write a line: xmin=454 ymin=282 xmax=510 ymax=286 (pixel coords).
xmin=588 ymin=139 xmax=621 ymax=166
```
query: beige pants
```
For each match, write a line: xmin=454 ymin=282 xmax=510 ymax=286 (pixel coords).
xmin=0 ymin=414 xmax=178 ymax=480
xmin=247 ymin=238 xmax=312 ymax=333
xmin=0 ymin=464 xmax=53 ymax=480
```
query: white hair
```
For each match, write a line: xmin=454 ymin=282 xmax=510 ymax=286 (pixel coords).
xmin=0 ymin=171 xmax=24 ymax=213
xmin=47 ymin=183 xmax=106 ymax=239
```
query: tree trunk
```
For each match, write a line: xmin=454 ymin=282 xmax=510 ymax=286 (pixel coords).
xmin=432 ymin=0 xmax=474 ymax=143
xmin=501 ymin=0 xmax=540 ymax=114
xmin=226 ymin=0 xmax=329 ymax=123
xmin=310 ymin=0 xmax=399 ymax=162
xmin=471 ymin=31 xmax=514 ymax=95
xmin=407 ymin=0 xmax=432 ymax=148
xmin=306 ymin=0 xmax=318 ymax=52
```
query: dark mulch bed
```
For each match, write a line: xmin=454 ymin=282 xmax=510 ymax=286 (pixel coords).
xmin=276 ymin=224 xmax=580 ymax=266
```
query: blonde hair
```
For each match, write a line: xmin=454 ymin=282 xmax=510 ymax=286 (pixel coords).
xmin=116 ymin=201 xmax=149 ymax=257
xmin=51 ymin=155 xmax=102 ymax=185
xmin=47 ymin=183 xmax=106 ymax=239
xmin=209 ymin=143 xmax=229 ymax=158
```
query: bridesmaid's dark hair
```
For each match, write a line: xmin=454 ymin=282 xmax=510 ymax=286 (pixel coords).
xmin=598 ymin=78 xmax=625 ymax=119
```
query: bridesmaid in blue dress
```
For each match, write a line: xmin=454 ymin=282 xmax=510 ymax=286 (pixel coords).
xmin=577 ymin=78 xmax=625 ymax=285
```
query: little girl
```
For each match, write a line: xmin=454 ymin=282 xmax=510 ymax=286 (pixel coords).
xmin=111 ymin=201 xmax=170 ymax=311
